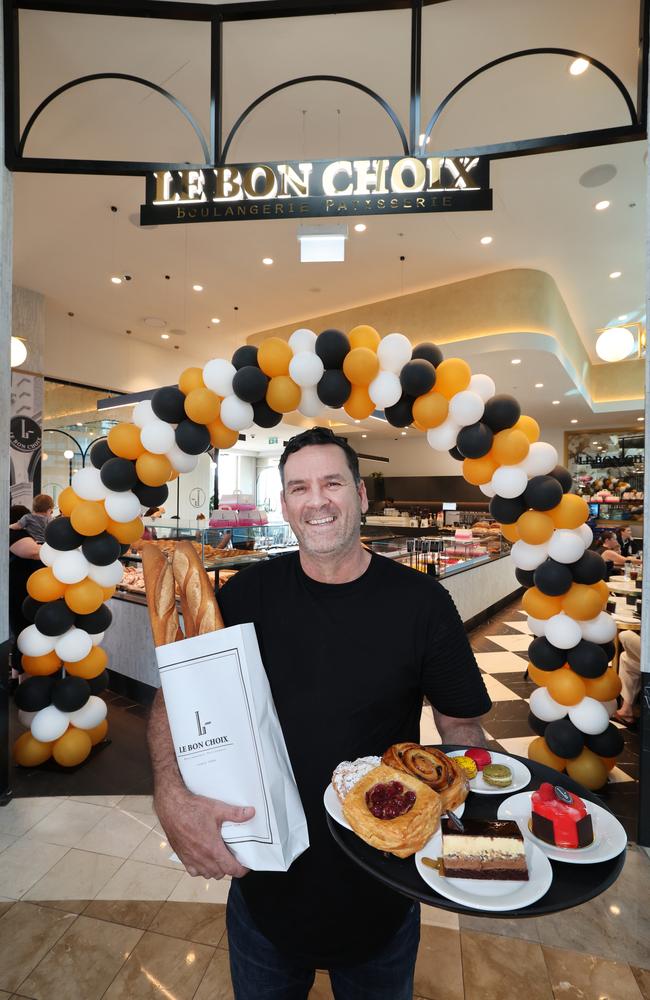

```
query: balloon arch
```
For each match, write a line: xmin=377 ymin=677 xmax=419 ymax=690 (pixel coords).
xmin=14 ymin=325 xmax=623 ymax=787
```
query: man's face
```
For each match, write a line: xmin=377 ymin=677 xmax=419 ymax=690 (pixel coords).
xmin=280 ymin=444 xmax=368 ymax=559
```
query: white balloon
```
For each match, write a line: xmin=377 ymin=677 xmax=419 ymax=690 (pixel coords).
xmin=491 ymin=465 xmax=528 ymax=499
xmin=479 ymin=482 xmax=496 ymax=498
xmin=133 ymin=399 xmax=156 ymax=428
xmin=426 ymin=418 xmax=460 ymax=452
xmin=38 ymin=542 xmax=57 ymax=567
xmin=31 ymin=705 xmax=70 ymax=743
xmin=521 ymin=442 xmax=558 ymax=477
xmin=581 ymin=612 xmax=617 ymax=644
xmin=289 ymin=351 xmax=324 ymax=388
xmin=52 ymin=549 xmax=90 ymax=585
xmin=203 ymin=358 xmax=236 ymax=397
xmin=17 ymin=624 xmax=56 ymax=657
xmin=166 ymin=445 xmax=199 ymax=474
xmin=298 ymin=386 xmax=322 ymax=418
xmin=140 ymin=419 xmax=176 ymax=455
xmin=18 ymin=709 xmax=37 ymax=729
xmin=527 ymin=615 xmax=547 ymax=637
xmin=529 ymin=686 xmax=568 ymax=722
xmin=55 ymin=628 xmax=92 ymax=663
xmin=220 ymin=394 xmax=254 ymax=431
xmin=89 ymin=631 xmax=105 ymax=646
xmin=576 ymin=523 xmax=593 ymax=548
xmin=289 ymin=327 xmax=317 ymax=354
xmin=469 ymin=373 xmax=496 ymax=402
xmin=547 ymin=529 xmax=586 ymax=564
xmin=368 ymin=371 xmax=402 ymax=409
xmin=71 ymin=467 xmax=108 ymax=502
xmin=87 ymin=560 xmax=123 ymax=588
xmin=545 ymin=613 xmax=583 ymax=649
xmin=104 ymin=491 xmax=141 ymax=523
xmin=568 ymin=697 xmax=610 ymax=736
xmin=510 ymin=539 xmax=549 ymax=571
xmin=377 ymin=333 xmax=412 ymax=374
xmin=448 ymin=390 xmax=484 ymax=427
xmin=68 ymin=695 xmax=107 ymax=730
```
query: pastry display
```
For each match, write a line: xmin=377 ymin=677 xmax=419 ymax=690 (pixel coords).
xmin=381 ymin=743 xmax=469 ymax=813
xmin=464 ymin=748 xmax=491 ymax=771
xmin=454 ymin=755 xmax=478 ymax=780
xmin=482 ymin=764 xmax=513 ymax=788
xmin=332 ymin=756 xmax=381 ymax=803
xmin=129 ymin=537 xmax=266 ymax=563
xmin=342 ymin=764 xmax=442 ymax=858
xmin=441 ymin=818 xmax=529 ymax=881
xmin=531 ymin=783 xmax=594 ymax=849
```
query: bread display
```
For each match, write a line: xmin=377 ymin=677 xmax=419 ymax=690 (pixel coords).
xmin=381 ymin=743 xmax=469 ymax=813
xmin=130 ymin=537 xmax=265 ymax=564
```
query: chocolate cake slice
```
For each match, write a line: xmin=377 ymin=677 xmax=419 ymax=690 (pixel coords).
xmin=441 ymin=818 xmax=529 ymax=881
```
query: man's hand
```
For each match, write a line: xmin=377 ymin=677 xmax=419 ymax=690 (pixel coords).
xmin=155 ymin=783 xmax=255 ymax=880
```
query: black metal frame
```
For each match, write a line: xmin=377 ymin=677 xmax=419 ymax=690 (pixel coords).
xmin=3 ymin=0 xmax=648 ymax=176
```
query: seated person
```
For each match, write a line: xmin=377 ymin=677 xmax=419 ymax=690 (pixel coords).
xmin=594 ymin=531 xmax=640 ymax=576
xmin=10 ymin=493 xmax=54 ymax=543
xmin=612 ymin=630 xmax=641 ymax=727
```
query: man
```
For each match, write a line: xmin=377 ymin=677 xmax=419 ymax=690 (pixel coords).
xmin=595 ymin=531 xmax=640 ymax=573
xmin=147 ymin=427 xmax=490 ymax=999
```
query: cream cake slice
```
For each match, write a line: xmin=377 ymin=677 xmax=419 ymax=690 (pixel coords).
xmin=441 ymin=818 xmax=529 ymax=881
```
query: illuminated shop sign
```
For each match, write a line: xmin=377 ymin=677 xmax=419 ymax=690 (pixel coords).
xmin=140 ymin=155 xmax=491 ymax=225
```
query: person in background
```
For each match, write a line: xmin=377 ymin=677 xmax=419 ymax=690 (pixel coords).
xmin=594 ymin=531 xmax=640 ymax=575
xmin=141 ymin=506 xmax=164 ymax=541
xmin=617 ymin=525 xmax=636 ymax=558
xmin=612 ymin=630 xmax=641 ymax=729
xmin=10 ymin=493 xmax=54 ymax=543
xmin=9 ymin=504 xmax=44 ymax=687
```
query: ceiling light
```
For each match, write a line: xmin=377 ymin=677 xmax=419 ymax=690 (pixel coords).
xmin=609 ymin=271 xmax=622 ymax=279
xmin=298 ymin=224 xmax=348 ymax=263
xmin=76 ymin=422 xmax=83 ymax=427
xmin=592 ymin=441 xmax=598 ymax=445
xmin=401 ymin=431 xmax=407 ymax=436
xmin=362 ymin=434 xmax=367 ymax=438
xmin=63 ymin=449 xmax=74 ymax=460
xmin=354 ymin=223 xmax=367 ymax=233
xmin=637 ymin=416 xmax=644 ymax=422
xmin=594 ymin=200 xmax=610 ymax=211
xmin=161 ymin=333 xmax=170 ymax=340
xmin=569 ymin=57 xmax=589 ymax=75
xmin=511 ymin=358 xmax=521 ymax=365
xmin=480 ymin=236 xmax=493 ymax=245
xmin=595 ymin=326 xmax=635 ymax=362
xmin=571 ymin=419 xmax=578 ymax=424
xmin=111 ymin=276 xmax=122 ymax=285
xmin=552 ymin=400 xmax=560 ymax=405
xmin=10 ymin=337 xmax=27 ymax=367
xmin=354 ymin=420 xmax=360 ymax=424
xmin=192 ymin=283 xmax=203 ymax=291
xmin=42 ymin=452 xmax=48 ymax=461
xmin=535 ymin=383 xmax=544 ymax=388
xmin=144 ymin=316 xmax=166 ymax=328
xmin=418 ymin=133 xmax=430 ymax=145
xmin=262 ymin=258 xmax=274 ymax=266
xmin=211 ymin=317 xmax=220 ymax=324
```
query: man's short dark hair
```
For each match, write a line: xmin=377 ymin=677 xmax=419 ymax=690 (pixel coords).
xmin=279 ymin=427 xmax=361 ymax=487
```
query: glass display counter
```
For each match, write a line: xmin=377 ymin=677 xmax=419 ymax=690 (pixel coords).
xmin=367 ymin=532 xmax=508 ymax=580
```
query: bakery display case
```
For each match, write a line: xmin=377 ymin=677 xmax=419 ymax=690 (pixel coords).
xmin=367 ymin=531 xmax=508 ymax=579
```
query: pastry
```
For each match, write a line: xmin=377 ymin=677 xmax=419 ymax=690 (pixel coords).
xmin=332 ymin=756 xmax=381 ymax=803
xmin=482 ymin=764 xmax=512 ymax=788
xmin=464 ymin=748 xmax=491 ymax=771
xmin=343 ymin=764 xmax=441 ymax=858
xmin=171 ymin=541 xmax=224 ymax=637
xmin=454 ymin=755 xmax=478 ymax=780
xmin=531 ymin=783 xmax=594 ymax=849
xmin=381 ymin=743 xmax=469 ymax=813
xmin=441 ymin=817 xmax=529 ymax=881
xmin=141 ymin=544 xmax=182 ymax=647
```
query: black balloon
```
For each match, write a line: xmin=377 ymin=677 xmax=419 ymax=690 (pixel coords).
xmin=52 ymin=676 xmax=91 ymax=713
xmin=34 ymin=600 xmax=75 ymax=637
xmin=89 ymin=439 xmax=114 ymax=469
xmin=483 ymin=394 xmax=521 ymax=432
xmin=489 ymin=494 xmax=526 ymax=524
xmin=21 ymin=596 xmax=43 ymax=623
xmin=534 ymin=558 xmax=573 ymax=597
xmin=600 ymin=641 xmax=615 ymax=663
xmin=232 ymin=345 xmax=259 ymax=370
xmin=411 ymin=342 xmax=443 ymax=368
xmin=515 ymin=567 xmax=536 ymax=588
xmin=152 ymin=385 xmax=187 ymax=424
xmin=571 ymin=550 xmax=606 ymax=585
xmin=175 ymin=419 xmax=211 ymax=455
xmin=528 ymin=636 xmax=566 ymax=671
xmin=15 ymin=675 xmax=56 ymax=712
xmin=45 ymin=517 xmax=84 ymax=552
xmin=76 ymin=604 xmax=113 ymax=633
xmin=233 ymin=365 xmax=269 ymax=404
xmin=252 ymin=400 xmax=283 ymax=428
xmin=448 ymin=446 xmax=464 ymax=462
xmin=82 ymin=532 xmax=121 ymax=567
xmin=315 ymin=329 xmax=350 ymax=369
xmin=524 ymin=475 xmax=563 ymax=512
xmin=528 ymin=711 xmax=549 ymax=737
xmin=550 ymin=465 xmax=573 ymax=493
xmin=585 ymin=723 xmax=625 ymax=758
xmin=316 ymin=369 xmax=352 ymax=408
xmin=100 ymin=457 xmax=138 ymax=493
xmin=566 ymin=640 xmax=608 ymax=679
xmin=119 ymin=543 xmax=131 ymax=556
xmin=133 ymin=482 xmax=169 ymax=508
xmin=88 ymin=670 xmax=109 ymax=696
xmin=457 ymin=422 xmax=494 ymax=459
xmin=385 ymin=394 xmax=414 ymax=428
xmin=400 ymin=359 xmax=435 ymax=397
xmin=545 ymin=718 xmax=585 ymax=759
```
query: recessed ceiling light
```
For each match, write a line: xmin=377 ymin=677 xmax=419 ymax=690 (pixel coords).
xmin=571 ymin=419 xmax=578 ymax=424
xmin=362 ymin=434 xmax=367 ymax=438
xmin=592 ymin=441 xmax=598 ymax=445
xmin=354 ymin=223 xmax=367 ymax=233
xmin=480 ymin=236 xmax=493 ymax=245
xmin=63 ymin=449 xmax=74 ymax=460
xmin=354 ymin=420 xmax=360 ymax=424
xmin=262 ymin=258 xmax=274 ymax=266
xmin=161 ymin=333 xmax=170 ymax=340
xmin=569 ymin=57 xmax=589 ymax=75
xmin=552 ymin=400 xmax=560 ymax=405
xmin=110 ymin=276 xmax=122 ymax=284
xmin=192 ymin=284 xmax=203 ymax=292
xmin=401 ymin=431 xmax=407 ymax=436
xmin=609 ymin=271 xmax=622 ymax=279
xmin=144 ymin=316 xmax=166 ymax=328
xmin=637 ymin=416 xmax=644 ymax=422
xmin=511 ymin=358 xmax=521 ymax=365
xmin=76 ymin=422 xmax=83 ymax=427
xmin=211 ymin=317 xmax=220 ymax=324
xmin=594 ymin=200 xmax=610 ymax=211
xmin=535 ymin=383 xmax=544 ymax=388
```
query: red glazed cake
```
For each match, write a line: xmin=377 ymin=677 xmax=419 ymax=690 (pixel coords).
xmin=531 ymin=783 xmax=594 ymax=849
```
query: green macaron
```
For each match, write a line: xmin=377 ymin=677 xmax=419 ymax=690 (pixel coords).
xmin=482 ymin=764 xmax=513 ymax=788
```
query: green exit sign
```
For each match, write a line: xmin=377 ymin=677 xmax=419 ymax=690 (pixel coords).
xmin=268 ymin=436 xmax=278 ymax=444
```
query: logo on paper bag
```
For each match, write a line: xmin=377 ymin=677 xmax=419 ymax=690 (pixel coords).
xmin=176 ymin=710 xmax=231 ymax=756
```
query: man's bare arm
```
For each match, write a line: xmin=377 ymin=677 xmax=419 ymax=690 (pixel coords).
xmin=433 ymin=709 xmax=487 ymax=748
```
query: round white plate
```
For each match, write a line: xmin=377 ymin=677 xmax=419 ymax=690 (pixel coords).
xmin=497 ymin=791 xmax=628 ymax=864
xmin=323 ymin=783 xmax=465 ymax=832
xmin=414 ymin=832 xmax=552 ymax=911
xmin=448 ymin=750 xmax=532 ymax=795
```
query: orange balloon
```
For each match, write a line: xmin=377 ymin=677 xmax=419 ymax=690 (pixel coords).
xmin=266 ymin=375 xmax=301 ymax=413
xmin=513 ymin=415 xmax=540 ymax=444
xmin=64 ymin=645 xmax=108 ymax=679
xmin=70 ymin=500 xmax=109 ymax=537
xmin=348 ymin=324 xmax=380 ymax=351
xmin=58 ymin=486 xmax=82 ymax=517
xmin=21 ymin=651 xmax=62 ymax=676
xmin=27 ymin=567 xmax=67 ymax=602
xmin=208 ymin=419 xmax=240 ymax=449
xmin=102 ymin=586 xmax=117 ymax=600
xmin=584 ymin=667 xmax=622 ymax=701
xmin=412 ymin=418 xmax=426 ymax=433
xmin=528 ymin=736 xmax=566 ymax=773
xmin=412 ymin=390 xmax=448 ymax=429
xmin=258 ymin=337 xmax=292 ymax=377
xmin=167 ymin=468 xmax=179 ymax=482
xmin=547 ymin=668 xmax=586 ymax=706
xmin=106 ymin=517 xmax=144 ymax=544
xmin=13 ymin=731 xmax=53 ymax=767
xmin=517 ymin=510 xmax=555 ymax=545
xmin=65 ymin=578 xmax=105 ymax=615
xmin=86 ymin=719 xmax=109 ymax=746
xmin=491 ymin=429 xmax=530 ymax=466
xmin=344 ymin=385 xmax=375 ymax=420
xmin=52 ymin=726 xmax=92 ymax=767
xmin=592 ymin=579 xmax=610 ymax=607
xmin=565 ymin=747 xmax=608 ymax=791
xmin=600 ymin=756 xmax=618 ymax=772
xmin=549 ymin=494 xmax=589 ymax=530
xmin=342 ymin=347 xmax=379 ymax=387
xmin=107 ymin=422 xmax=144 ymax=460
xmin=434 ymin=358 xmax=471 ymax=399
xmin=522 ymin=588 xmax=563 ymax=620
xmin=500 ymin=521 xmax=520 ymax=543
xmin=178 ymin=366 xmax=205 ymax=395
xmin=527 ymin=662 xmax=555 ymax=687
xmin=184 ymin=387 xmax=221 ymax=424
xmin=463 ymin=456 xmax=497 ymax=486
xmin=562 ymin=583 xmax=603 ymax=621
xmin=136 ymin=453 xmax=172 ymax=487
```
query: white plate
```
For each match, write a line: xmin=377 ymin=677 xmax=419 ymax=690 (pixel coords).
xmin=448 ymin=750 xmax=532 ymax=795
xmin=497 ymin=791 xmax=628 ymax=864
xmin=414 ymin=832 xmax=552 ymax=911
xmin=323 ymin=783 xmax=465 ymax=833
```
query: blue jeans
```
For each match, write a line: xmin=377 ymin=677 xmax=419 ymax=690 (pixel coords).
xmin=226 ymin=879 xmax=420 ymax=1000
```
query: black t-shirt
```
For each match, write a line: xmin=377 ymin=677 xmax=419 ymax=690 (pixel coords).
xmin=9 ymin=529 xmax=42 ymax=637
xmin=218 ymin=551 xmax=491 ymax=967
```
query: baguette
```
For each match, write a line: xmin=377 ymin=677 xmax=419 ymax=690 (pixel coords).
xmin=171 ymin=540 xmax=224 ymax=637
xmin=141 ymin=543 xmax=181 ymax=648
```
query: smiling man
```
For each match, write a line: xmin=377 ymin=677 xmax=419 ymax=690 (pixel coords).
xmin=148 ymin=426 xmax=490 ymax=1000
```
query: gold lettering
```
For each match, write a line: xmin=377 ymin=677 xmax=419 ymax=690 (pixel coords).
xmin=176 ymin=206 xmax=185 ymax=219
xmin=154 ymin=170 xmax=174 ymax=203
xmin=403 ymin=200 xmax=412 ymax=209
xmin=390 ymin=158 xmax=426 ymax=193
xmin=250 ymin=205 xmax=259 ymax=215
xmin=278 ymin=162 xmax=313 ymax=197
xmin=225 ymin=207 xmax=234 ymax=216
xmin=300 ymin=204 xmax=309 ymax=213
xmin=201 ymin=206 xmax=209 ymax=217
xmin=337 ymin=201 xmax=348 ymax=212
xmin=443 ymin=196 xmax=452 ymax=206
xmin=237 ymin=206 xmax=246 ymax=216
xmin=188 ymin=208 xmax=197 ymax=218
xmin=390 ymin=198 xmax=398 ymax=208
xmin=417 ymin=197 xmax=425 ymax=208
xmin=188 ymin=169 xmax=206 ymax=201
xmin=325 ymin=199 xmax=334 ymax=212
xmin=275 ymin=203 xmax=285 ymax=214
xmin=214 ymin=168 xmax=243 ymax=201
xmin=322 ymin=161 xmax=353 ymax=196
xmin=377 ymin=198 xmax=385 ymax=208
xmin=242 ymin=165 xmax=277 ymax=199
xmin=425 ymin=157 xmax=443 ymax=190
xmin=352 ymin=159 xmax=389 ymax=195
xmin=263 ymin=204 xmax=271 ymax=214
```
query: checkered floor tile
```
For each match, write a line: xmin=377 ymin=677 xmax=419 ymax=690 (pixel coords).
xmin=502 ymin=620 xmax=531 ymax=634
xmin=474 ymin=651 xmax=531 ymax=674
xmin=487 ymin=633 xmax=533 ymax=653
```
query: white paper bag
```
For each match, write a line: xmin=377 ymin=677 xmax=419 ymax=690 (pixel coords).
xmin=155 ymin=622 xmax=309 ymax=871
